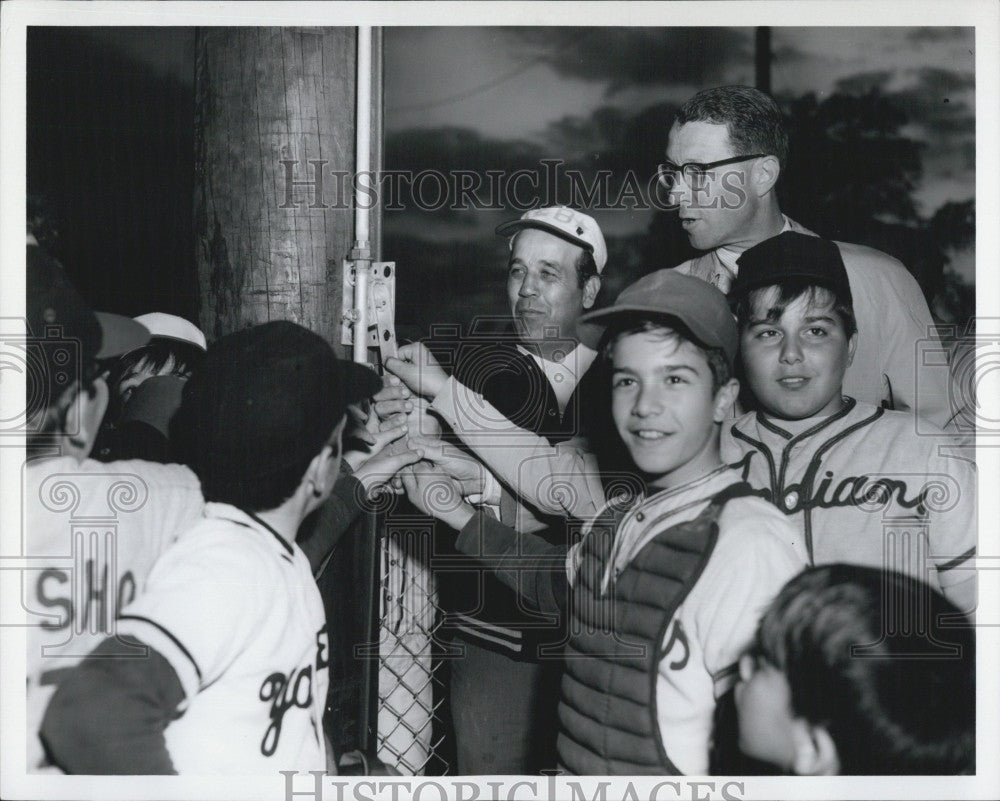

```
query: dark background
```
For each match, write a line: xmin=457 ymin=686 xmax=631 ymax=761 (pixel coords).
xmin=27 ymin=26 xmax=975 ymax=345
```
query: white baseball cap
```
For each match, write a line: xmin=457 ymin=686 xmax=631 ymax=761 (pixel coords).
xmin=495 ymin=206 xmax=608 ymax=273
xmin=133 ymin=313 xmax=207 ymax=351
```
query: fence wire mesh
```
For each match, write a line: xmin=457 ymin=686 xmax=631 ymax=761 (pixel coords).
xmin=376 ymin=522 xmax=450 ymax=775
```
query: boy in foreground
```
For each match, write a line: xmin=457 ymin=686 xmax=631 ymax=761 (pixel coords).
xmin=736 ymin=563 xmax=974 ymax=774
xmin=404 ymin=271 xmax=804 ymax=774
xmin=40 ymin=321 xmax=398 ymax=774
xmin=722 ymin=231 xmax=976 ymax=615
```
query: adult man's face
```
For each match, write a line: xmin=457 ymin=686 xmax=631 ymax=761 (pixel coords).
xmin=665 ymin=121 xmax=764 ymax=252
xmin=506 ymin=228 xmax=597 ymax=346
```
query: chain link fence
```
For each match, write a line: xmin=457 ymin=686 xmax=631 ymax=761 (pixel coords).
xmin=375 ymin=521 xmax=451 ymax=775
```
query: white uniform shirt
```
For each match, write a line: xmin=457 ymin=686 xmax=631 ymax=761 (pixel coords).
xmin=567 ymin=466 xmax=805 ymax=774
xmin=23 ymin=456 xmax=203 ymax=771
xmin=721 ymin=400 xmax=977 ymax=610
xmin=115 ymin=503 xmax=329 ymax=774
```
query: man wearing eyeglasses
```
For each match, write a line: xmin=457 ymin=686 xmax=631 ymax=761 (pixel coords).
xmin=659 ymin=85 xmax=953 ymax=431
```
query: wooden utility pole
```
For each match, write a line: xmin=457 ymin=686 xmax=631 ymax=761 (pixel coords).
xmin=193 ymin=28 xmax=360 ymax=346
xmin=193 ymin=27 xmax=390 ymax=764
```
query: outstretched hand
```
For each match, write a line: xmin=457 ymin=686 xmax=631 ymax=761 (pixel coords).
xmin=400 ymin=460 xmax=476 ymax=531
xmin=407 ymin=435 xmax=491 ymax=500
xmin=384 ymin=342 xmax=448 ymax=400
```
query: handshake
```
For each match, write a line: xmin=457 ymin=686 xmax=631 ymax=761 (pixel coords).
xmin=344 ymin=342 xmax=490 ymax=530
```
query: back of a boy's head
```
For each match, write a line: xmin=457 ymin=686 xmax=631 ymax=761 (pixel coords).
xmin=757 ymin=564 xmax=974 ymax=774
xmin=172 ymin=320 xmax=378 ymax=512
xmin=731 ymin=231 xmax=857 ymax=338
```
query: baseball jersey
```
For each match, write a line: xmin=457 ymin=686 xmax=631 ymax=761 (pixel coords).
xmin=721 ymin=399 xmax=977 ymax=610
xmin=114 ymin=503 xmax=329 ymax=774
xmin=567 ymin=466 xmax=805 ymax=774
xmin=670 ymin=216 xmax=952 ymax=430
xmin=23 ymin=455 xmax=203 ymax=772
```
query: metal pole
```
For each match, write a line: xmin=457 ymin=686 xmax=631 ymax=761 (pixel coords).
xmin=352 ymin=25 xmax=373 ymax=365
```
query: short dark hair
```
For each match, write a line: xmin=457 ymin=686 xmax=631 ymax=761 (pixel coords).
xmin=575 ymin=249 xmax=599 ymax=288
xmin=675 ymin=85 xmax=789 ymax=172
xmin=735 ymin=279 xmax=857 ymax=339
xmin=753 ymin=564 xmax=974 ymax=774
xmin=196 ymin=450 xmax=325 ymax=512
xmin=112 ymin=339 xmax=204 ymax=396
xmin=171 ymin=402 xmax=338 ymax=513
xmin=601 ymin=315 xmax=733 ymax=394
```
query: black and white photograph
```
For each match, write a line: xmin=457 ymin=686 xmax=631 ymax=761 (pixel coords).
xmin=1 ymin=2 xmax=997 ymax=800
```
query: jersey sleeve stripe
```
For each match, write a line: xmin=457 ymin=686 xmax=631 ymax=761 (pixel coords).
xmin=938 ymin=546 xmax=976 ymax=573
xmin=118 ymin=614 xmax=203 ymax=683
xmin=711 ymin=662 xmax=740 ymax=695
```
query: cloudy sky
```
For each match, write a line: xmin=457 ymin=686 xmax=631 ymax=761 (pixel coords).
xmin=385 ymin=26 xmax=974 ymax=231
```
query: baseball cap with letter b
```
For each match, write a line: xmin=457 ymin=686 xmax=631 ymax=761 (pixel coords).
xmin=496 ymin=206 xmax=608 ymax=273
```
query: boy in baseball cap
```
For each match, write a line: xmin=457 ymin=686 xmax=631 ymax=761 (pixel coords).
xmin=403 ymin=270 xmax=804 ymax=774
xmin=25 ymin=242 xmax=150 ymax=458
xmin=41 ymin=321 xmax=388 ymax=774
xmin=23 ymin=242 xmax=208 ymax=773
xmin=723 ymin=230 xmax=976 ymax=615
xmin=93 ymin=312 xmax=208 ymax=462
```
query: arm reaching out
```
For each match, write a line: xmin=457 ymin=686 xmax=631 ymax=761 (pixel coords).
xmin=401 ymin=460 xmax=476 ymax=531
xmin=430 ymin=375 xmax=607 ymax=519
xmin=384 ymin=342 xmax=449 ymax=400
xmin=407 ymin=434 xmax=498 ymax=502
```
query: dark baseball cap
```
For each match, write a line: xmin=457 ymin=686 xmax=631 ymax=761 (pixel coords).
xmin=730 ymin=231 xmax=852 ymax=303
xmin=27 ymin=244 xmax=150 ymax=400
xmin=577 ymin=270 xmax=738 ymax=369
xmin=178 ymin=320 xmax=382 ymax=486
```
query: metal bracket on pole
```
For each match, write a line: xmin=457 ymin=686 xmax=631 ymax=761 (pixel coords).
xmin=341 ymin=260 xmax=397 ymax=362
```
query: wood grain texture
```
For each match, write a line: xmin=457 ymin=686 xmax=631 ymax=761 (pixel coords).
xmin=194 ymin=27 xmax=357 ymax=350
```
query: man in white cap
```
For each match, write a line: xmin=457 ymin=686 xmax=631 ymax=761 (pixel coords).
xmin=381 ymin=207 xmax=615 ymax=774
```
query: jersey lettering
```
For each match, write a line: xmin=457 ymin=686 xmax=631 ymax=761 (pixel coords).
xmin=34 ymin=565 xmax=137 ymax=631
xmin=733 ymin=453 xmax=930 ymax=516
xmin=259 ymin=666 xmax=314 ymax=757
xmin=660 ymin=619 xmax=690 ymax=671
xmin=257 ymin=626 xmax=329 ymax=758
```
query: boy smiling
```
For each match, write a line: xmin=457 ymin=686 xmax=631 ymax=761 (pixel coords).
xmin=403 ymin=271 xmax=804 ymax=774
xmin=722 ymin=232 xmax=976 ymax=614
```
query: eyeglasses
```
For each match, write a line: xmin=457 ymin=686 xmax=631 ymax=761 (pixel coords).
xmin=656 ymin=154 xmax=768 ymax=189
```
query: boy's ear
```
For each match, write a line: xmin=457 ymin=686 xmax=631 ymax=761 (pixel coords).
xmin=712 ymin=377 xmax=740 ymax=422
xmin=582 ymin=275 xmax=601 ymax=310
xmin=791 ymin=721 xmax=840 ymax=776
xmin=846 ymin=332 xmax=858 ymax=367
xmin=62 ymin=379 xmax=109 ymax=461
xmin=306 ymin=417 xmax=348 ymax=499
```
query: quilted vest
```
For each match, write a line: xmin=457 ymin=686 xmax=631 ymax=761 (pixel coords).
xmin=557 ymin=482 xmax=753 ymax=775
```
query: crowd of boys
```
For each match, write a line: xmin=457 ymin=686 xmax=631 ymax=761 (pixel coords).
xmin=21 ymin=85 xmax=975 ymax=778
